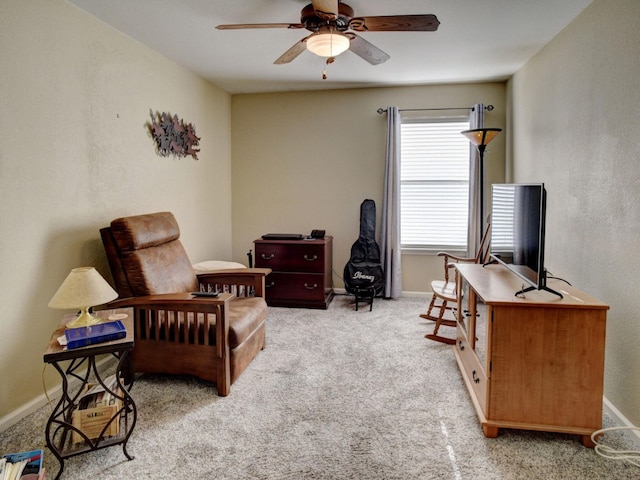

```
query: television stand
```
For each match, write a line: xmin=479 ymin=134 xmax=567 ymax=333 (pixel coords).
xmin=515 ymin=284 xmax=563 ymax=299
xmin=453 ymin=263 xmax=608 ymax=446
xmin=514 ymin=270 xmax=563 ymax=299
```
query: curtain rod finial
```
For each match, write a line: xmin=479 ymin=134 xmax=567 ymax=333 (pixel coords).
xmin=377 ymin=108 xmax=386 ymax=115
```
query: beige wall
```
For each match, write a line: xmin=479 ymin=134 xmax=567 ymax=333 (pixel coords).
xmin=510 ymin=0 xmax=640 ymax=426
xmin=0 ymin=0 xmax=232 ymax=419
xmin=230 ymin=84 xmax=506 ymax=293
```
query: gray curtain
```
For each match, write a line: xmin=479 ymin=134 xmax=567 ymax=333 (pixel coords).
xmin=467 ymin=103 xmax=485 ymax=257
xmin=380 ymin=106 xmax=402 ymax=298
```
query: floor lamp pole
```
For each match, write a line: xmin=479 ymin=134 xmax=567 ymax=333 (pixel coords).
xmin=478 ymin=143 xmax=487 ymax=240
xmin=460 ymin=127 xmax=502 ymax=256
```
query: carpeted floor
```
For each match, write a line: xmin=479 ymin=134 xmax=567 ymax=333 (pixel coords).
xmin=1 ymin=295 xmax=638 ymax=479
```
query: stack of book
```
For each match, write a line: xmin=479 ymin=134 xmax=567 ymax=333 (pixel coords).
xmin=72 ymin=375 xmax=123 ymax=444
xmin=0 ymin=449 xmax=45 ymax=480
xmin=64 ymin=320 xmax=126 ymax=349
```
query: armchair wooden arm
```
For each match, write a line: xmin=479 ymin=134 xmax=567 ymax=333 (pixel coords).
xmin=103 ymin=293 xmax=239 ymax=395
xmin=196 ymin=268 xmax=271 ymax=297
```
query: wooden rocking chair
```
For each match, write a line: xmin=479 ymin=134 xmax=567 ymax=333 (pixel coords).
xmin=422 ymin=221 xmax=491 ymax=345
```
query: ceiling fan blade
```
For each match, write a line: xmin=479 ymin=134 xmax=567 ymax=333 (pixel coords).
xmin=274 ymin=37 xmax=310 ymax=64
xmin=349 ymin=14 xmax=440 ymax=32
xmin=216 ymin=23 xmax=304 ymax=30
xmin=311 ymin=0 xmax=339 ymax=20
xmin=348 ymin=34 xmax=390 ymax=65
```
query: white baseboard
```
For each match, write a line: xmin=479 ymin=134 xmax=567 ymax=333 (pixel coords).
xmin=603 ymin=396 xmax=640 ymax=448
xmin=400 ymin=290 xmax=431 ymax=299
xmin=334 ymin=288 xmax=431 ymax=299
xmin=0 ymin=356 xmax=117 ymax=433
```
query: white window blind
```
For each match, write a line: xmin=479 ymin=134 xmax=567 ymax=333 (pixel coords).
xmin=490 ymin=184 xmax=515 ymax=250
xmin=400 ymin=119 xmax=470 ymax=250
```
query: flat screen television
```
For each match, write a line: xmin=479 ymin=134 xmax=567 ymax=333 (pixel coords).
xmin=489 ymin=183 xmax=562 ymax=298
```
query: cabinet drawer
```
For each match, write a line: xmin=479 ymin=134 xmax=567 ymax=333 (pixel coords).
xmin=265 ymin=272 xmax=327 ymax=301
xmin=255 ymin=243 xmax=325 ymax=273
xmin=456 ymin=332 xmax=488 ymax=415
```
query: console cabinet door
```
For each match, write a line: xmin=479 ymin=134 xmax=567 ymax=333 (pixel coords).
xmin=456 ymin=279 xmax=490 ymax=414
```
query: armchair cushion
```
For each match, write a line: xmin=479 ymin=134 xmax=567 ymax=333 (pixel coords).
xmin=227 ymin=297 xmax=267 ymax=347
xmin=193 ymin=260 xmax=246 ymax=272
xmin=111 ymin=211 xmax=180 ymax=250
xmin=108 ymin=212 xmax=199 ymax=295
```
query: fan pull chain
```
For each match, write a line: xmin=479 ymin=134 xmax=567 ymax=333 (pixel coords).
xmin=322 ymin=27 xmax=337 ymax=80
xmin=322 ymin=56 xmax=335 ymax=80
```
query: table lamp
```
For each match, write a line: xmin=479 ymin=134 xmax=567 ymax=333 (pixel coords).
xmin=48 ymin=267 xmax=118 ymax=328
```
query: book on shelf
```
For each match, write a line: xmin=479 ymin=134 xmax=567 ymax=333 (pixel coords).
xmin=77 ymin=375 xmax=121 ymax=409
xmin=1 ymin=449 xmax=45 ymax=480
xmin=72 ymin=375 xmax=123 ymax=444
xmin=64 ymin=320 xmax=126 ymax=349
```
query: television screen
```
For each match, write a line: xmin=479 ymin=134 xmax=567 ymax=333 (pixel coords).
xmin=490 ymin=183 xmax=546 ymax=290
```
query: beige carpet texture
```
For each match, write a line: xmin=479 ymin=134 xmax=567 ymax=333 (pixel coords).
xmin=1 ymin=295 xmax=638 ymax=479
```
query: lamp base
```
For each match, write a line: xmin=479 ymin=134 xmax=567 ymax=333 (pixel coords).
xmin=65 ymin=308 xmax=103 ymax=329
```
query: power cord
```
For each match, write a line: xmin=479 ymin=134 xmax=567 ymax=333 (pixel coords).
xmin=41 ymin=364 xmax=53 ymax=411
xmin=591 ymin=426 xmax=640 ymax=467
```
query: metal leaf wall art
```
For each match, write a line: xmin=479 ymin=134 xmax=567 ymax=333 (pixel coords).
xmin=148 ymin=111 xmax=200 ymax=160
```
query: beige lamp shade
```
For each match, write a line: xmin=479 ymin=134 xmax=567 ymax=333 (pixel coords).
xmin=306 ymin=32 xmax=350 ymax=57
xmin=460 ymin=128 xmax=502 ymax=147
xmin=48 ymin=267 xmax=118 ymax=328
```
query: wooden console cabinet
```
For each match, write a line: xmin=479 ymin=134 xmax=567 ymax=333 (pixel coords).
xmin=453 ymin=264 xmax=608 ymax=447
xmin=254 ymin=236 xmax=333 ymax=309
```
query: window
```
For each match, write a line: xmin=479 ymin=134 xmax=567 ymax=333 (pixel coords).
xmin=400 ymin=118 xmax=470 ymax=251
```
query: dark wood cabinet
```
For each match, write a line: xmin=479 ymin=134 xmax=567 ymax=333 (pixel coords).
xmin=254 ymin=237 xmax=333 ymax=309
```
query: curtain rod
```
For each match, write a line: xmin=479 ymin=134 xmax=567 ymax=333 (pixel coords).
xmin=376 ymin=105 xmax=494 ymax=115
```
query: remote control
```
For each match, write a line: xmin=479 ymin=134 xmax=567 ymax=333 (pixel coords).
xmin=191 ymin=291 xmax=220 ymax=297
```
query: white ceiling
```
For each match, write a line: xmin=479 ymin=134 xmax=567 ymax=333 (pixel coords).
xmin=66 ymin=0 xmax=594 ymax=94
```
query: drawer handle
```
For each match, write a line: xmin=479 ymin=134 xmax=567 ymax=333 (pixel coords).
xmin=266 ymin=281 xmax=275 ymax=288
xmin=304 ymin=254 xmax=318 ymax=261
xmin=472 ymin=370 xmax=480 ymax=384
xmin=261 ymin=253 xmax=275 ymax=260
xmin=458 ymin=340 xmax=464 ymax=351
xmin=304 ymin=283 xmax=318 ymax=290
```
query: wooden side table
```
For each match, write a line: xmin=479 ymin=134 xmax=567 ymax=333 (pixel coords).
xmin=43 ymin=309 xmax=137 ymax=479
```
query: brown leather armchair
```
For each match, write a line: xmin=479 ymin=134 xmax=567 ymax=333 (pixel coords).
xmin=100 ymin=211 xmax=270 ymax=396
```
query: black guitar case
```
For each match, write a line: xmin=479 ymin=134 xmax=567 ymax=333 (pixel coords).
xmin=343 ymin=199 xmax=385 ymax=298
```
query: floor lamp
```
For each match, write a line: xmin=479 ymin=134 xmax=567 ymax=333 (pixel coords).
xmin=460 ymin=127 xmax=502 ymax=247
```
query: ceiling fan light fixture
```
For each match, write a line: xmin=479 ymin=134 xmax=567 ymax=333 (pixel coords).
xmin=306 ymin=32 xmax=350 ymax=58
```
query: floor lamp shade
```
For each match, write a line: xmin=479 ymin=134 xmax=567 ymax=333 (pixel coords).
xmin=48 ymin=267 xmax=118 ymax=328
xmin=461 ymin=128 xmax=502 ymax=147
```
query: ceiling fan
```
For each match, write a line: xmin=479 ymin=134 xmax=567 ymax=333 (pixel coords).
xmin=216 ymin=0 xmax=440 ymax=68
